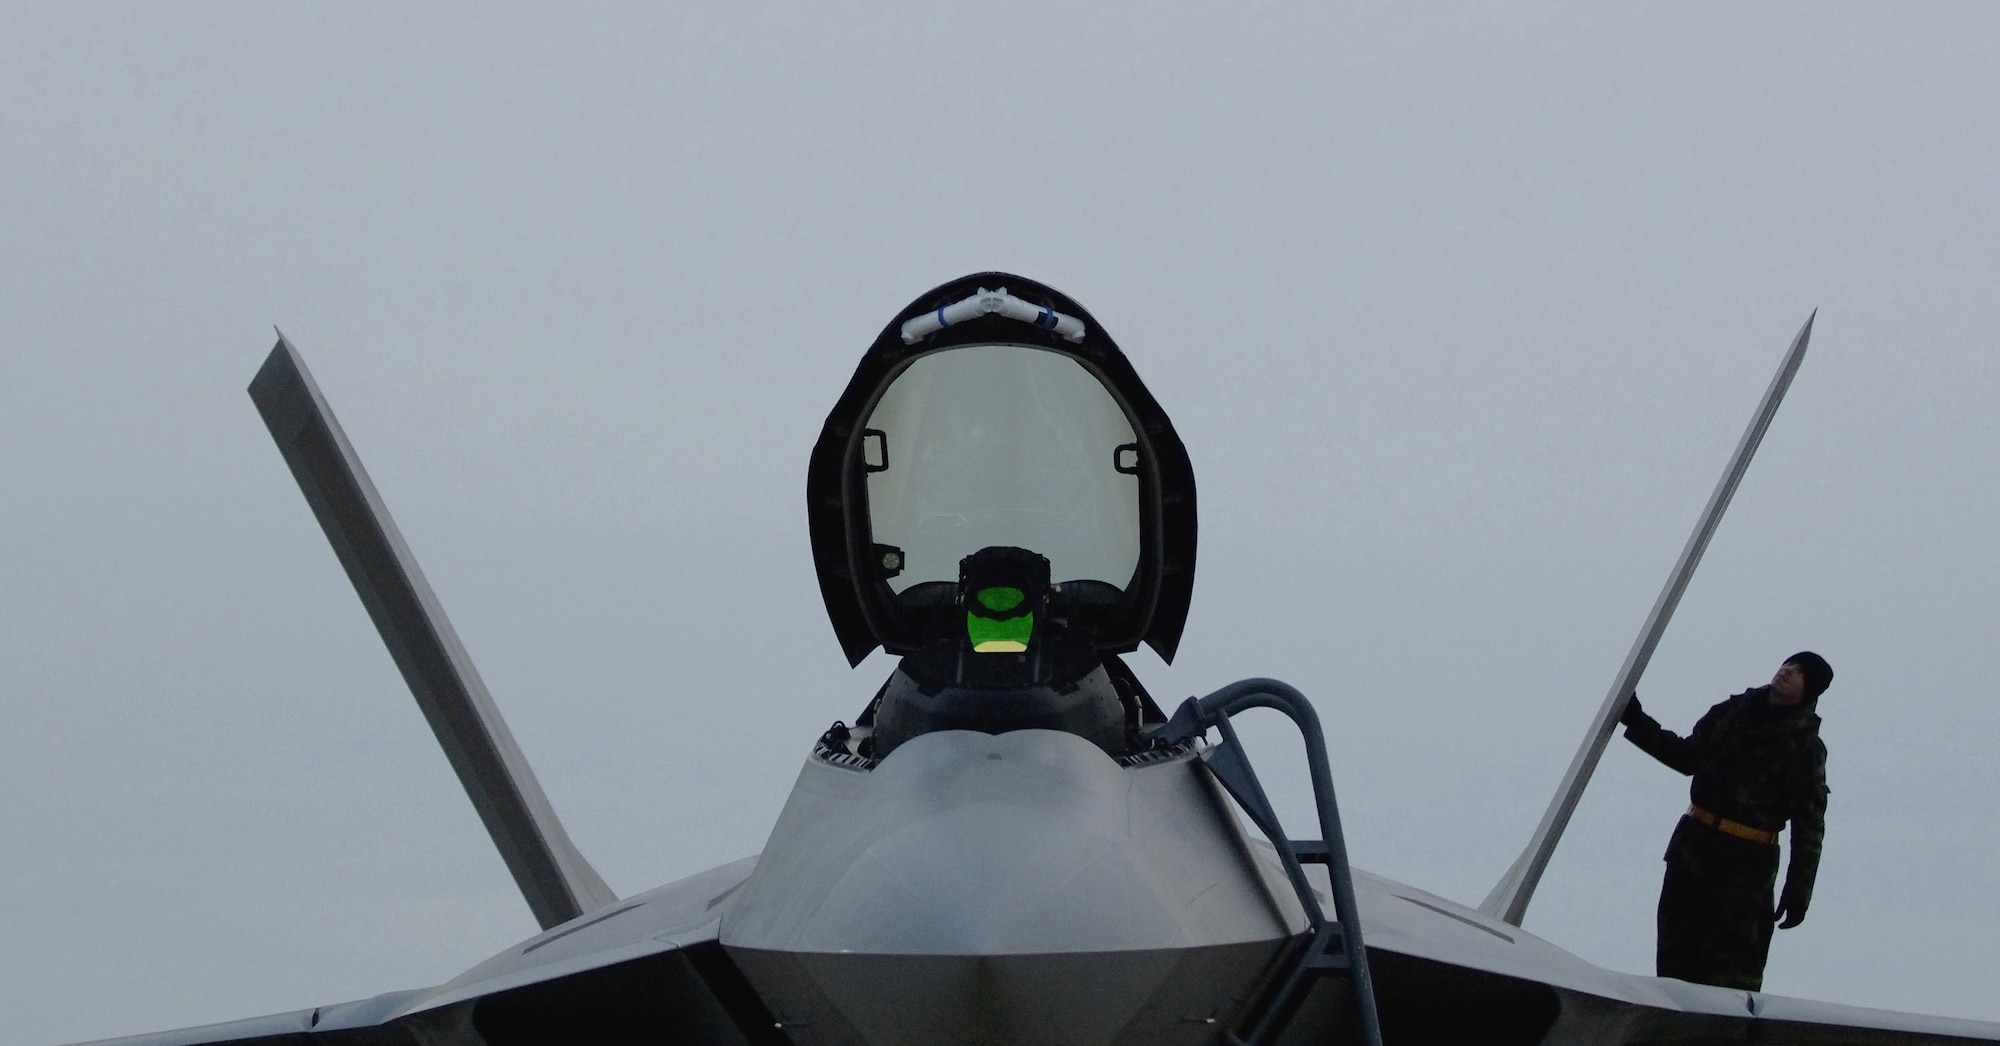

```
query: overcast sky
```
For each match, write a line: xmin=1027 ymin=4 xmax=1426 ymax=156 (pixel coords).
xmin=4 ymin=4 xmax=1998 ymax=1043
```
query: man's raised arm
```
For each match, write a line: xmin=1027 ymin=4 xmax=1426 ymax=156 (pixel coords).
xmin=1620 ymin=694 xmax=1701 ymax=775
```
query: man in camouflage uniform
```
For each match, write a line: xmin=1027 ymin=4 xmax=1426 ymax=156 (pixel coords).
xmin=1619 ymin=652 xmax=1833 ymax=991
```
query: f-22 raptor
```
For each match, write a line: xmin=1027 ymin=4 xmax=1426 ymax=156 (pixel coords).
xmin=78 ymin=274 xmax=2000 ymax=1044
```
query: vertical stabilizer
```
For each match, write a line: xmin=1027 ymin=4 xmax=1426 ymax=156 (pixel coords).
xmin=250 ymin=335 xmax=616 ymax=930
xmin=1480 ymin=313 xmax=1815 ymax=926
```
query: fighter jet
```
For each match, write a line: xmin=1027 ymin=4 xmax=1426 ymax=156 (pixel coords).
xmin=75 ymin=274 xmax=2000 ymax=1045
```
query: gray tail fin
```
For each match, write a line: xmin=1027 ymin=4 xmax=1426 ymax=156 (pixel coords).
xmin=250 ymin=334 xmax=616 ymax=930
xmin=1479 ymin=312 xmax=1815 ymax=926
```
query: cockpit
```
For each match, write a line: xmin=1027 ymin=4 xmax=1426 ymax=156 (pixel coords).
xmin=807 ymin=276 xmax=1198 ymax=763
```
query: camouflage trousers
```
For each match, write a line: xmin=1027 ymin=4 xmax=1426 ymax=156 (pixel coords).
xmin=1656 ymin=815 xmax=1781 ymax=991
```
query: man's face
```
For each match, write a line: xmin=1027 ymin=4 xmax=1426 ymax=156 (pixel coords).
xmin=1771 ymin=661 xmax=1808 ymax=705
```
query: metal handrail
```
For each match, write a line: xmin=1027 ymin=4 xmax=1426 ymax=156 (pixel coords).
xmin=1148 ymin=679 xmax=1383 ymax=1046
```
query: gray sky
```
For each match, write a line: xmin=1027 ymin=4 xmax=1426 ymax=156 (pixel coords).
xmin=4 ymin=3 xmax=1997 ymax=1042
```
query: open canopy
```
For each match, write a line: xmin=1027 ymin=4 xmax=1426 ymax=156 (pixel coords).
xmin=808 ymin=273 xmax=1197 ymax=665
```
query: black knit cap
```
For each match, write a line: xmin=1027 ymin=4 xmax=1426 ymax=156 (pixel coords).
xmin=1785 ymin=651 xmax=1834 ymax=699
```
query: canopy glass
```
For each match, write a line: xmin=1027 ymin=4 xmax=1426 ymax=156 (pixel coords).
xmin=862 ymin=343 xmax=1141 ymax=595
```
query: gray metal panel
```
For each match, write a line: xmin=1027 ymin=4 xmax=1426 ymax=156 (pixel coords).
xmin=722 ymin=729 xmax=1302 ymax=958
xmin=64 ymin=858 xmax=764 ymax=1046
xmin=1352 ymin=868 xmax=2000 ymax=1044
xmin=1541 ymin=987 xmax=2000 ymax=1046
xmin=62 ymin=992 xmax=436 ymax=1046
xmin=728 ymin=941 xmax=1290 ymax=1045
xmin=65 ymin=1009 xmax=321 ymax=1046
xmin=1481 ymin=313 xmax=1816 ymax=926
xmin=404 ymin=855 xmax=756 ymax=1015
xmin=248 ymin=336 xmax=615 ymax=930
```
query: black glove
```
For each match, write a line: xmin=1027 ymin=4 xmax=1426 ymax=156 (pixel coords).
xmin=1774 ymin=884 xmax=1808 ymax=929
xmin=1619 ymin=693 xmax=1644 ymax=728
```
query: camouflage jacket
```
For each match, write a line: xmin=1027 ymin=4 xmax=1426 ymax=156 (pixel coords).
xmin=1624 ymin=686 xmax=1829 ymax=905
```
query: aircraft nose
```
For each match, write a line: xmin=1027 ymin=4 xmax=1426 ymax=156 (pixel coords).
xmin=719 ymin=728 xmax=1301 ymax=1044
xmin=723 ymin=728 xmax=1300 ymax=958
xmin=802 ymin=791 xmax=1177 ymax=954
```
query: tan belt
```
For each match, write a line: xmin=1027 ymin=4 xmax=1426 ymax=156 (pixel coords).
xmin=1688 ymin=804 xmax=1779 ymax=846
